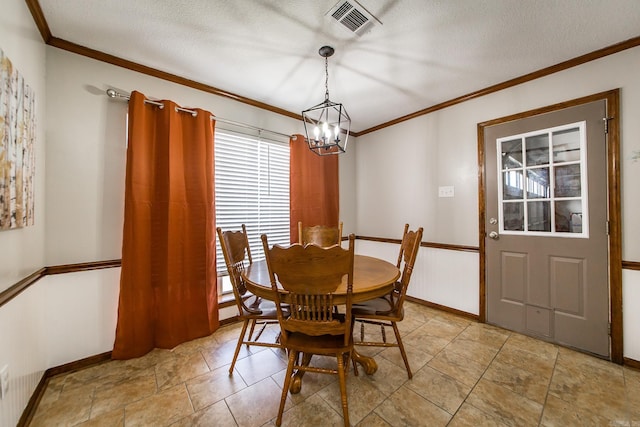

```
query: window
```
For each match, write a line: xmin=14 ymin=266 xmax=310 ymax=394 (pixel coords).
xmin=497 ymin=122 xmax=588 ymax=237
xmin=215 ymin=130 xmax=290 ymax=293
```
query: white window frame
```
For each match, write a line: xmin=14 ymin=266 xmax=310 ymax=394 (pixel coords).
xmin=497 ymin=121 xmax=589 ymax=238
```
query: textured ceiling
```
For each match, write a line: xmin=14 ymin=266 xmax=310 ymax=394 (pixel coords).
xmin=38 ymin=0 xmax=640 ymax=132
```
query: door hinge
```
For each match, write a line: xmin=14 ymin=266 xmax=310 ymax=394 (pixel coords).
xmin=608 ymin=322 xmax=611 ymax=336
xmin=603 ymin=117 xmax=613 ymax=134
xmin=606 ymin=220 xmax=610 ymax=235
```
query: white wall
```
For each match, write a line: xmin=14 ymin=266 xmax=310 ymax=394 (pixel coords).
xmin=356 ymin=46 xmax=640 ymax=360
xmin=0 ymin=1 xmax=47 ymax=425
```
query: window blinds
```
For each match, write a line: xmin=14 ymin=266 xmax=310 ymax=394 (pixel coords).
xmin=214 ymin=130 xmax=291 ymax=278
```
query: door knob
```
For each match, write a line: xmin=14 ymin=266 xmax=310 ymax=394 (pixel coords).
xmin=488 ymin=231 xmax=499 ymax=240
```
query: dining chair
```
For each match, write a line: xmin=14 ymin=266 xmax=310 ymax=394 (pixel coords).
xmin=217 ymin=225 xmax=282 ymax=375
xmin=352 ymin=224 xmax=423 ymax=379
xmin=262 ymin=233 xmax=356 ymax=427
xmin=298 ymin=221 xmax=343 ymax=247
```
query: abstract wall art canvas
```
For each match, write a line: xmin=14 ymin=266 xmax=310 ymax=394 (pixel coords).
xmin=0 ymin=47 xmax=36 ymax=230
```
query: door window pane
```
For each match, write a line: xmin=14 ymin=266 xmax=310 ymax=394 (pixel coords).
xmin=555 ymin=200 xmax=583 ymax=233
xmin=553 ymin=127 xmax=580 ymax=163
xmin=526 ymin=167 xmax=550 ymax=199
xmin=555 ymin=164 xmax=581 ymax=198
xmin=525 ymin=134 xmax=549 ymax=166
xmin=501 ymin=139 xmax=523 ymax=169
xmin=503 ymin=170 xmax=524 ymax=200
xmin=527 ymin=201 xmax=551 ymax=232
xmin=503 ymin=202 xmax=524 ymax=231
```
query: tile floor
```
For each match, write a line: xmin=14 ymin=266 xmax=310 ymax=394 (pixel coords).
xmin=31 ymin=302 xmax=640 ymax=426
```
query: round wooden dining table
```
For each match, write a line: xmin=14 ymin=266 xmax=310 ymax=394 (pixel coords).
xmin=241 ymin=254 xmax=400 ymax=391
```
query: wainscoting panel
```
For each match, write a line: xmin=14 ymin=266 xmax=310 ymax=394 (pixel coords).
xmin=623 ymin=269 xmax=640 ymax=360
xmin=355 ymin=240 xmax=479 ymax=316
xmin=0 ymin=284 xmax=48 ymax=427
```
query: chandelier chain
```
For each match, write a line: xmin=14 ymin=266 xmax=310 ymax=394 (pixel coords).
xmin=324 ymin=56 xmax=330 ymax=101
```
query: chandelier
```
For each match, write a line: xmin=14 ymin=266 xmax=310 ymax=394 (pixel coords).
xmin=302 ymin=46 xmax=351 ymax=156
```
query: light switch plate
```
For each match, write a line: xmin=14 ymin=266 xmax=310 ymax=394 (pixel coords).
xmin=438 ymin=186 xmax=454 ymax=198
xmin=0 ymin=365 xmax=8 ymax=399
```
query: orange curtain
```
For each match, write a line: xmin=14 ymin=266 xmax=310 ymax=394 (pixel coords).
xmin=289 ymin=134 xmax=339 ymax=243
xmin=112 ymin=91 xmax=218 ymax=359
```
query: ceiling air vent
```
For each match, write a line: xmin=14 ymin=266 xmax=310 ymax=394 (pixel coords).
xmin=326 ymin=0 xmax=380 ymax=36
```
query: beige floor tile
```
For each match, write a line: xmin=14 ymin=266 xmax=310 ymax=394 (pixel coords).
xmin=155 ymin=351 xmax=210 ymax=390
xmin=170 ymin=332 xmax=217 ymax=357
xmin=225 ymin=377 xmax=291 ymax=427
xmin=444 ymin=337 xmax=500 ymax=366
xmin=427 ymin=347 xmax=488 ymax=387
xmin=214 ymin=322 xmax=248 ymax=344
xmin=278 ymin=393 xmax=344 ymax=426
xmin=31 ymin=383 xmax=95 ymax=427
xmin=355 ymin=412 xmax=392 ymax=426
xmin=186 ymin=364 xmax=247 ymax=411
xmin=548 ymin=362 xmax=628 ymax=423
xmin=402 ymin=327 xmax=451 ymax=356
xmin=201 ymin=336 xmax=253 ymax=371
xmin=483 ymin=359 xmax=551 ymax=404
xmin=375 ymin=385 xmax=451 ymax=426
xmin=405 ymin=366 xmax=471 ymax=414
xmin=376 ymin=340 xmax=433 ymax=375
xmin=539 ymin=393 xmax=613 ymax=426
xmin=318 ymin=371 xmax=387 ymax=425
xmin=233 ymin=345 xmax=288 ymax=385
xmin=502 ymin=332 xmax=558 ymax=361
xmin=465 ymin=378 xmax=543 ymax=426
xmin=493 ymin=343 xmax=557 ymax=377
xmin=420 ymin=317 xmax=467 ymax=340
xmin=456 ymin=322 xmax=511 ymax=349
xmin=124 ymin=383 xmax=193 ymax=427
xmin=359 ymin=356 xmax=409 ymax=397
xmin=171 ymin=399 xmax=237 ymax=426
xmin=77 ymin=408 xmax=125 ymax=426
xmin=90 ymin=371 xmax=157 ymax=418
xmin=448 ymin=402 xmax=510 ymax=427
xmin=395 ymin=316 xmax=427 ymax=335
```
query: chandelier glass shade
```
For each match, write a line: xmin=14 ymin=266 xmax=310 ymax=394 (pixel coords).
xmin=302 ymin=46 xmax=350 ymax=156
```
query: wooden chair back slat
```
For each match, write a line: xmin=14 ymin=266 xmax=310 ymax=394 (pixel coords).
xmin=298 ymin=221 xmax=343 ymax=247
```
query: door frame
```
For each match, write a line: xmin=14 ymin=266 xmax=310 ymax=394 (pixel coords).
xmin=477 ymin=89 xmax=622 ymax=363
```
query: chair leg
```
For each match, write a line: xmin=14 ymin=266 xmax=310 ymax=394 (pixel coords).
xmin=229 ymin=319 xmax=249 ymax=375
xmin=392 ymin=322 xmax=412 ymax=379
xmin=336 ymin=353 xmax=349 ymax=427
xmin=247 ymin=319 xmax=257 ymax=342
xmin=276 ymin=350 xmax=297 ymax=426
xmin=351 ymin=349 xmax=359 ymax=376
xmin=360 ymin=321 xmax=365 ymax=341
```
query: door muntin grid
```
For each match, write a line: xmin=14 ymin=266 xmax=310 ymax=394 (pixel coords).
xmin=497 ymin=122 xmax=588 ymax=238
